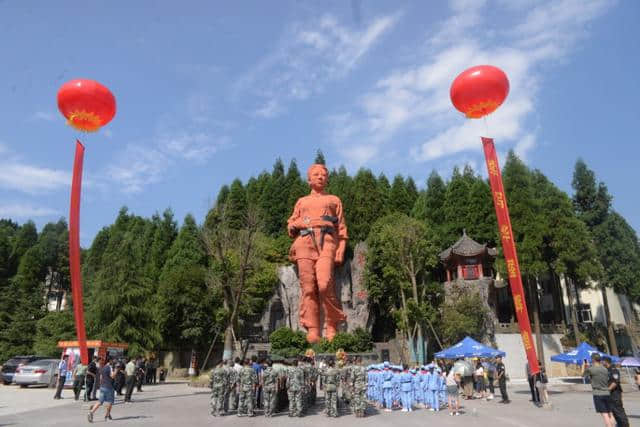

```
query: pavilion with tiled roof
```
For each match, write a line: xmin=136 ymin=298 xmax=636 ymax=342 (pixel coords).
xmin=440 ymin=230 xmax=497 ymax=282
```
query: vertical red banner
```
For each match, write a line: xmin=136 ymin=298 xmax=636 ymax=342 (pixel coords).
xmin=69 ymin=140 xmax=89 ymax=364
xmin=482 ymin=137 xmax=539 ymax=375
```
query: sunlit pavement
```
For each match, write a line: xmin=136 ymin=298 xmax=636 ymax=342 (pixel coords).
xmin=1 ymin=380 xmax=639 ymax=426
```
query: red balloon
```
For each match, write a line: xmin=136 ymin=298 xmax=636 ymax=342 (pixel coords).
xmin=450 ymin=65 xmax=509 ymax=119
xmin=57 ymin=79 xmax=116 ymax=132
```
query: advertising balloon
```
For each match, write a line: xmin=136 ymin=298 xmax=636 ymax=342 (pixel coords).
xmin=450 ymin=65 xmax=509 ymax=119
xmin=57 ymin=79 xmax=116 ymax=132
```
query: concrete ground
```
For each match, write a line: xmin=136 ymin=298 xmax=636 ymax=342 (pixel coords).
xmin=1 ymin=380 xmax=639 ymax=426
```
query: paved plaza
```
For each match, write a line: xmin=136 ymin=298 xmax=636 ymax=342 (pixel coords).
xmin=1 ymin=380 xmax=639 ymax=426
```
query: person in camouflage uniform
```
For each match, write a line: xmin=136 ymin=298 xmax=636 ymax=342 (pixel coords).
xmin=237 ymin=360 xmax=257 ymax=417
xmin=210 ymin=361 xmax=228 ymax=416
xmin=341 ymin=360 xmax=352 ymax=411
xmin=351 ymin=357 xmax=368 ymax=417
xmin=227 ymin=359 xmax=238 ymax=412
xmin=323 ymin=359 xmax=340 ymax=417
xmin=262 ymin=360 xmax=278 ymax=417
xmin=287 ymin=359 xmax=304 ymax=417
xmin=309 ymin=359 xmax=318 ymax=406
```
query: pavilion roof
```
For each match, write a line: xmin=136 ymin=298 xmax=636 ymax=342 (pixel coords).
xmin=439 ymin=230 xmax=497 ymax=260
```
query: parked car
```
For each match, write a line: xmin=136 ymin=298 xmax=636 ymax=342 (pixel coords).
xmin=1 ymin=356 xmax=49 ymax=385
xmin=13 ymin=359 xmax=59 ymax=388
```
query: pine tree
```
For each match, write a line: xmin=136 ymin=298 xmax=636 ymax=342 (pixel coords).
xmin=156 ymin=214 xmax=212 ymax=349
xmin=216 ymin=185 xmax=230 ymax=207
xmin=570 ymin=160 xmax=640 ymax=355
xmin=225 ymin=179 xmax=248 ymax=230
xmin=147 ymin=209 xmax=178 ymax=282
xmin=389 ymin=175 xmax=411 ymax=215
xmin=377 ymin=173 xmax=391 ymax=216
xmin=285 ymin=159 xmax=308 ymax=223
xmin=87 ymin=209 xmax=160 ymax=355
xmin=2 ymin=246 xmax=47 ymax=358
xmin=314 ymin=149 xmax=326 ymax=165
xmin=260 ymin=159 xmax=287 ymax=236
xmin=572 ymin=159 xmax=610 ymax=227
xmin=350 ymin=169 xmax=384 ymax=243
xmin=405 ymin=177 xmax=418 ymax=213
xmin=412 ymin=172 xmax=446 ymax=223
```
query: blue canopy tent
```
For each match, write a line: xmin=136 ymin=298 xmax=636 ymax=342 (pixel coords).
xmin=550 ymin=342 xmax=620 ymax=365
xmin=435 ymin=336 xmax=505 ymax=359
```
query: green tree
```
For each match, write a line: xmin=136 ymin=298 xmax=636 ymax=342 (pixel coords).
xmin=269 ymin=327 xmax=308 ymax=358
xmin=87 ymin=210 xmax=160 ymax=355
xmin=203 ymin=202 xmax=279 ymax=359
xmin=350 ymin=169 xmax=384 ymax=243
xmin=33 ymin=311 xmax=76 ymax=357
xmin=571 ymin=160 xmax=640 ymax=355
xmin=260 ymin=159 xmax=287 ymax=236
xmin=377 ymin=174 xmax=391 ymax=216
xmin=412 ymin=171 xmax=447 ymax=244
xmin=225 ymin=179 xmax=248 ymax=230
xmin=314 ymin=149 xmax=326 ymax=165
xmin=365 ymin=213 xmax=440 ymax=363
xmin=390 ymin=175 xmax=412 ymax=215
xmin=156 ymin=215 xmax=213 ymax=350
xmin=441 ymin=292 xmax=489 ymax=346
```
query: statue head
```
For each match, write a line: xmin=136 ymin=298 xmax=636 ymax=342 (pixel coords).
xmin=307 ymin=163 xmax=328 ymax=192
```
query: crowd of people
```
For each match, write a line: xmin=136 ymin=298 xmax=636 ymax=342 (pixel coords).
xmin=50 ymin=353 xmax=165 ymax=423
xmin=208 ymin=354 xmax=511 ymax=418
xmin=209 ymin=355 xmax=368 ymax=418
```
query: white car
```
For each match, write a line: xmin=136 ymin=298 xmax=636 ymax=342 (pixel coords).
xmin=13 ymin=359 xmax=59 ymax=388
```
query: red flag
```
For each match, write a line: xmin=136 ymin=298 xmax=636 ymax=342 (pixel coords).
xmin=482 ymin=137 xmax=539 ymax=375
xmin=69 ymin=140 xmax=89 ymax=364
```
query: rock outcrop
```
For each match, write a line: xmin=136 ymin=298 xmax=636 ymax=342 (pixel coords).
xmin=259 ymin=242 xmax=370 ymax=338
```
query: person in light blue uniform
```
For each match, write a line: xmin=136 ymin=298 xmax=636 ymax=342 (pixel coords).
xmin=422 ymin=366 xmax=432 ymax=409
xmin=375 ymin=366 xmax=384 ymax=408
xmin=439 ymin=369 xmax=447 ymax=407
xmin=399 ymin=366 xmax=413 ymax=412
xmin=382 ymin=363 xmax=394 ymax=412
xmin=415 ymin=367 xmax=426 ymax=407
xmin=428 ymin=366 xmax=441 ymax=412
xmin=391 ymin=366 xmax=401 ymax=409
xmin=410 ymin=369 xmax=420 ymax=408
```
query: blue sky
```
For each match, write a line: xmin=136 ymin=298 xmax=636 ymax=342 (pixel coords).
xmin=1 ymin=0 xmax=638 ymax=246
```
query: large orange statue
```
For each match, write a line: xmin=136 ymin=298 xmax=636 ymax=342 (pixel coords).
xmin=287 ymin=164 xmax=347 ymax=343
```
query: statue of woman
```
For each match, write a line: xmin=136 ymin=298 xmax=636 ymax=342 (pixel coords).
xmin=287 ymin=163 xmax=348 ymax=342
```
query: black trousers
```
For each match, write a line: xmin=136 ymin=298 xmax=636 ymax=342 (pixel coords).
xmin=125 ymin=375 xmax=136 ymax=402
xmin=528 ymin=377 xmax=540 ymax=404
xmin=499 ymin=379 xmax=509 ymax=402
xmin=85 ymin=376 xmax=95 ymax=400
xmin=610 ymin=394 xmax=629 ymax=427
xmin=487 ymin=376 xmax=495 ymax=394
xmin=136 ymin=374 xmax=143 ymax=391
xmin=54 ymin=375 xmax=65 ymax=398
xmin=73 ymin=375 xmax=85 ymax=400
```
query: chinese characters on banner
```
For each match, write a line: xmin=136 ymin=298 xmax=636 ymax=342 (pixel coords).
xmin=482 ymin=137 xmax=540 ymax=375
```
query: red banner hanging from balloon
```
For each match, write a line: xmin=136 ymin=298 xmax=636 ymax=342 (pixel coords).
xmin=69 ymin=140 xmax=89 ymax=365
xmin=482 ymin=137 xmax=539 ymax=375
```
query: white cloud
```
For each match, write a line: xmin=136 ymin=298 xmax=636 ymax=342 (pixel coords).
xmin=105 ymin=127 xmax=232 ymax=194
xmin=106 ymin=145 xmax=169 ymax=195
xmin=327 ymin=0 xmax=613 ymax=166
xmin=0 ymin=160 xmax=70 ymax=193
xmin=0 ymin=203 xmax=60 ymax=218
xmin=236 ymin=12 xmax=401 ymax=117
xmin=159 ymin=131 xmax=231 ymax=163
